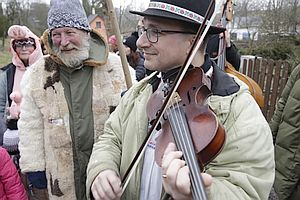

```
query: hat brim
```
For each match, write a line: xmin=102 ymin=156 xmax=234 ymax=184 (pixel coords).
xmin=130 ymin=9 xmax=225 ymax=34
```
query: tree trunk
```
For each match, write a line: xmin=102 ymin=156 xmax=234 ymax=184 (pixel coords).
xmin=105 ymin=0 xmax=132 ymax=89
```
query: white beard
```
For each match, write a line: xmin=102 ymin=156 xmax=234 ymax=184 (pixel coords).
xmin=53 ymin=34 xmax=90 ymax=68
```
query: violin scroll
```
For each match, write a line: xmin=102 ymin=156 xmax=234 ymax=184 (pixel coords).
xmin=225 ymin=0 xmax=233 ymax=22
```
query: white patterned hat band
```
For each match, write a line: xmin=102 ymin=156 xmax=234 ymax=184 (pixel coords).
xmin=148 ymin=2 xmax=207 ymax=24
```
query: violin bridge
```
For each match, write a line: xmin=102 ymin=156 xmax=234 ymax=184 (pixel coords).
xmin=168 ymin=92 xmax=182 ymax=107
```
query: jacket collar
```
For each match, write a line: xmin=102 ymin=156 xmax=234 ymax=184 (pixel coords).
xmin=210 ymin=61 xmax=240 ymax=96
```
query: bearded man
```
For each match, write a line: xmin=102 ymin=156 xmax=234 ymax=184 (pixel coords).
xmin=17 ymin=0 xmax=127 ymax=199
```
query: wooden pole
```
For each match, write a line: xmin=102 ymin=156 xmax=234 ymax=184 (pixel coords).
xmin=105 ymin=0 xmax=132 ymax=89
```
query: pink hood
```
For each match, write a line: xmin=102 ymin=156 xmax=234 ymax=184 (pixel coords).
xmin=8 ymin=25 xmax=43 ymax=70
xmin=7 ymin=25 xmax=43 ymax=104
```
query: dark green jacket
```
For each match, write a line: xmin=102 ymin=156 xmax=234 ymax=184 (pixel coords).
xmin=270 ymin=64 xmax=300 ymax=200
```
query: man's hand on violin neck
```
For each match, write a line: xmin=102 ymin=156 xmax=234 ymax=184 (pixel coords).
xmin=161 ymin=143 xmax=212 ymax=200
xmin=91 ymin=169 xmax=122 ymax=200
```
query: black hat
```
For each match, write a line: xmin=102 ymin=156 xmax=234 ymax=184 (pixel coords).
xmin=123 ymin=35 xmax=138 ymax=52
xmin=130 ymin=0 xmax=225 ymax=34
xmin=131 ymin=31 xmax=139 ymax=39
xmin=206 ymin=34 xmax=220 ymax=58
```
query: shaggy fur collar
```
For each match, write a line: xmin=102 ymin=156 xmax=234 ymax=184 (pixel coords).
xmin=43 ymin=56 xmax=60 ymax=91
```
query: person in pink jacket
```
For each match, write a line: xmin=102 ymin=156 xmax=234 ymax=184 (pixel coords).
xmin=0 ymin=147 xmax=27 ymax=200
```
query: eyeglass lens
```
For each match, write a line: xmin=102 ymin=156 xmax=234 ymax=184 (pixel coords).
xmin=16 ymin=44 xmax=34 ymax=49
xmin=138 ymin=28 xmax=158 ymax=43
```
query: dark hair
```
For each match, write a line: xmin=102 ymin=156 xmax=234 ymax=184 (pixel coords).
xmin=123 ymin=35 xmax=138 ymax=52
xmin=128 ymin=51 xmax=141 ymax=68
xmin=131 ymin=31 xmax=139 ymax=39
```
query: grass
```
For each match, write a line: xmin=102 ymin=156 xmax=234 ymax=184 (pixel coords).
xmin=0 ymin=38 xmax=12 ymax=68
xmin=293 ymin=46 xmax=300 ymax=66
xmin=0 ymin=51 xmax=12 ymax=68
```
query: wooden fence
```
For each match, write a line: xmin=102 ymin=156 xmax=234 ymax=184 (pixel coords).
xmin=240 ymin=56 xmax=293 ymax=122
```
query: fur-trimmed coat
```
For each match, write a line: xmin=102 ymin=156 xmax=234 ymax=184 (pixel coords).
xmin=18 ymin=29 xmax=127 ymax=199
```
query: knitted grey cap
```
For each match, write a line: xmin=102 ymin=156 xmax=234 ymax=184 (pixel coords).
xmin=47 ymin=0 xmax=90 ymax=32
xmin=3 ymin=129 xmax=19 ymax=153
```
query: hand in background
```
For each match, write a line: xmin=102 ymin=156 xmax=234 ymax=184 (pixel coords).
xmin=7 ymin=91 xmax=22 ymax=119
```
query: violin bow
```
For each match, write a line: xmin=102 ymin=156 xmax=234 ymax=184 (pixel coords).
xmin=121 ymin=0 xmax=221 ymax=194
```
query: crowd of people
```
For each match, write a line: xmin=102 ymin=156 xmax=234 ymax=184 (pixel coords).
xmin=0 ymin=0 xmax=298 ymax=200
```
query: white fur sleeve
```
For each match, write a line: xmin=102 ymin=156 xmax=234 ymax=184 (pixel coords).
xmin=18 ymin=66 xmax=46 ymax=172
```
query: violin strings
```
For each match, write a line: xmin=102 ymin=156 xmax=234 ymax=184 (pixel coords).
xmin=168 ymin=103 xmax=199 ymax=199
xmin=168 ymin=100 xmax=207 ymax=199
xmin=169 ymin=103 xmax=205 ymax=199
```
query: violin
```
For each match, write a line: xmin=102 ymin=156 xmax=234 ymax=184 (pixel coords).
xmin=146 ymin=67 xmax=226 ymax=170
xmin=146 ymin=68 xmax=226 ymax=199
xmin=218 ymin=0 xmax=264 ymax=107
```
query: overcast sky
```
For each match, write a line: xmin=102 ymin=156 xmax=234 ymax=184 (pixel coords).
xmin=37 ymin=0 xmax=150 ymax=9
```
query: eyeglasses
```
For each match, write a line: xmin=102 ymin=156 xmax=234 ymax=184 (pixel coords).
xmin=138 ymin=27 xmax=196 ymax=43
xmin=15 ymin=43 xmax=35 ymax=49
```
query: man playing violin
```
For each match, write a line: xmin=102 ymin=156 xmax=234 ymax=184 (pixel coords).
xmin=86 ymin=0 xmax=275 ymax=199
